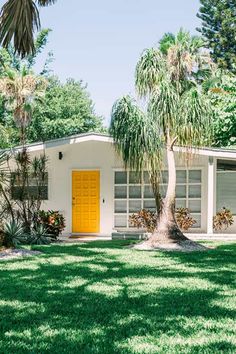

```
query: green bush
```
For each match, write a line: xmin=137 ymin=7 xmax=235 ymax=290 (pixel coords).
xmin=28 ymin=224 xmax=53 ymax=245
xmin=3 ymin=220 xmax=26 ymax=248
xmin=37 ymin=210 xmax=65 ymax=238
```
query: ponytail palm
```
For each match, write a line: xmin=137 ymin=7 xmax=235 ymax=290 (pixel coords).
xmin=110 ymin=30 xmax=213 ymax=244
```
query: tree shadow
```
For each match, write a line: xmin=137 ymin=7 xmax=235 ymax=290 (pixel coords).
xmin=0 ymin=241 xmax=235 ymax=353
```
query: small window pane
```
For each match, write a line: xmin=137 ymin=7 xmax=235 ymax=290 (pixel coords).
xmin=129 ymin=172 xmax=142 ymax=184
xmin=176 ymin=185 xmax=186 ymax=198
xmin=144 ymin=185 xmax=154 ymax=198
xmin=114 ymin=215 xmax=127 ymax=228
xmin=189 ymin=185 xmax=201 ymax=198
xmin=129 ymin=186 xmax=141 ymax=198
xmin=188 ymin=200 xmax=201 ymax=213
xmin=129 ymin=200 xmax=142 ymax=213
xmin=115 ymin=186 xmax=127 ymax=199
xmin=144 ymin=199 xmax=156 ymax=211
xmin=143 ymin=171 xmax=150 ymax=184
xmin=191 ymin=214 xmax=201 ymax=228
xmin=115 ymin=200 xmax=127 ymax=213
xmin=176 ymin=199 xmax=186 ymax=209
xmin=161 ymin=171 xmax=168 ymax=184
xmin=189 ymin=170 xmax=201 ymax=183
xmin=160 ymin=184 xmax=167 ymax=198
xmin=115 ymin=171 xmax=127 ymax=184
xmin=177 ymin=170 xmax=186 ymax=183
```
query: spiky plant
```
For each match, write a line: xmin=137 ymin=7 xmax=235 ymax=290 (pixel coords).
xmin=0 ymin=67 xmax=47 ymax=144
xmin=110 ymin=29 xmax=213 ymax=245
xmin=28 ymin=223 xmax=53 ymax=245
xmin=3 ymin=219 xmax=26 ymax=247
xmin=0 ymin=0 xmax=56 ymax=58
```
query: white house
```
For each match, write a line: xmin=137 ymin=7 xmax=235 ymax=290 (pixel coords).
xmin=9 ymin=132 xmax=236 ymax=236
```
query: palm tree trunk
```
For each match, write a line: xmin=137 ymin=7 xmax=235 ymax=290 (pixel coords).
xmin=149 ymin=136 xmax=187 ymax=244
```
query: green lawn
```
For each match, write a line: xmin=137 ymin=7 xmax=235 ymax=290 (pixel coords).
xmin=0 ymin=241 xmax=235 ymax=354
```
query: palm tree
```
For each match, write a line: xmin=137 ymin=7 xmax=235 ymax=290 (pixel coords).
xmin=0 ymin=0 xmax=56 ymax=58
xmin=0 ymin=66 xmax=47 ymax=144
xmin=110 ymin=30 xmax=213 ymax=246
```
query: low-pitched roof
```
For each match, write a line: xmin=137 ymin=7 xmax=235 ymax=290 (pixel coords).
xmin=4 ymin=132 xmax=236 ymax=159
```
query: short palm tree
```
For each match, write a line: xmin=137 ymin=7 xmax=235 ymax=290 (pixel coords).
xmin=0 ymin=66 xmax=47 ymax=144
xmin=110 ymin=30 xmax=213 ymax=245
xmin=0 ymin=0 xmax=56 ymax=58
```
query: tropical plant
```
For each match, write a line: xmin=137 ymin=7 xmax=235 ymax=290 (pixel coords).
xmin=110 ymin=29 xmax=213 ymax=245
xmin=37 ymin=210 xmax=65 ymax=238
xmin=197 ymin=0 xmax=236 ymax=73
xmin=0 ymin=67 xmax=47 ymax=144
xmin=213 ymin=207 xmax=234 ymax=231
xmin=0 ymin=149 xmax=48 ymax=231
xmin=28 ymin=223 xmax=53 ymax=245
xmin=175 ymin=207 xmax=196 ymax=231
xmin=3 ymin=219 xmax=26 ymax=247
xmin=129 ymin=209 xmax=158 ymax=233
xmin=0 ymin=0 xmax=56 ymax=58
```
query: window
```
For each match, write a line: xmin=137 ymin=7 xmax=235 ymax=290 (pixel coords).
xmin=11 ymin=173 xmax=48 ymax=200
xmin=114 ymin=169 xmax=202 ymax=229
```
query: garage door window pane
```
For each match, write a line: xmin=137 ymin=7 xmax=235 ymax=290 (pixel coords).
xmin=115 ymin=200 xmax=127 ymax=213
xmin=189 ymin=200 xmax=201 ymax=213
xmin=189 ymin=185 xmax=201 ymax=198
xmin=129 ymin=172 xmax=141 ymax=184
xmin=115 ymin=172 xmax=127 ymax=184
xmin=177 ymin=170 xmax=186 ymax=183
xmin=115 ymin=186 xmax=127 ymax=199
xmin=176 ymin=199 xmax=186 ymax=209
xmin=129 ymin=186 xmax=141 ymax=198
xmin=144 ymin=199 xmax=156 ymax=211
xmin=129 ymin=200 xmax=142 ymax=212
xmin=189 ymin=170 xmax=201 ymax=183
xmin=144 ymin=185 xmax=154 ymax=198
xmin=176 ymin=185 xmax=186 ymax=198
xmin=115 ymin=215 xmax=127 ymax=228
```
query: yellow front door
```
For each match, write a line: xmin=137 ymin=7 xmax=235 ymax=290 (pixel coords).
xmin=72 ymin=171 xmax=100 ymax=233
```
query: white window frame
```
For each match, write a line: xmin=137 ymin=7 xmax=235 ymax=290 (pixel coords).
xmin=113 ymin=167 xmax=203 ymax=230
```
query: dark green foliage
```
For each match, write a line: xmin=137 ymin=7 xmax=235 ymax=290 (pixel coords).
xmin=197 ymin=0 xmax=236 ymax=73
xmin=210 ymin=74 xmax=236 ymax=147
xmin=0 ymin=0 xmax=56 ymax=58
xmin=0 ymin=241 xmax=235 ymax=352
xmin=2 ymin=219 xmax=26 ymax=247
xmin=37 ymin=210 xmax=65 ymax=238
xmin=27 ymin=223 xmax=53 ymax=245
xmin=26 ymin=77 xmax=105 ymax=143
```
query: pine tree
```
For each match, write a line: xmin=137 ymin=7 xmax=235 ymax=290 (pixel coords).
xmin=197 ymin=0 xmax=236 ymax=73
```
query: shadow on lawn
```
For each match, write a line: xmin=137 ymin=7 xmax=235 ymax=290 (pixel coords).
xmin=0 ymin=241 xmax=235 ymax=353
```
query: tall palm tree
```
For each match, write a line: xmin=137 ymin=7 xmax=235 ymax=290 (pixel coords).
xmin=110 ymin=30 xmax=213 ymax=245
xmin=0 ymin=0 xmax=56 ymax=58
xmin=0 ymin=66 xmax=47 ymax=144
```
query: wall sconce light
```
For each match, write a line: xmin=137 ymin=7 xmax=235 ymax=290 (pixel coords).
xmin=59 ymin=151 xmax=63 ymax=160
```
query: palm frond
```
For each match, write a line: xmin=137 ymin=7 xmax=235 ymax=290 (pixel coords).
xmin=110 ymin=95 xmax=162 ymax=173
xmin=37 ymin=0 xmax=57 ymax=5
xmin=0 ymin=0 xmax=40 ymax=57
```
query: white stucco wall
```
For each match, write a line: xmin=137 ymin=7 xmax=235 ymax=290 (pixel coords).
xmin=25 ymin=140 xmax=210 ymax=235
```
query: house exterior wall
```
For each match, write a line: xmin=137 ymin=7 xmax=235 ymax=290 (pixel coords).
xmin=26 ymin=140 xmax=211 ymax=235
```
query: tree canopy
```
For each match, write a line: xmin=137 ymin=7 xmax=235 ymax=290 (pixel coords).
xmin=197 ymin=0 xmax=236 ymax=73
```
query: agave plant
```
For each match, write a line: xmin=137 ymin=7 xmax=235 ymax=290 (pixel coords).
xmin=28 ymin=223 xmax=53 ymax=245
xmin=3 ymin=219 xmax=26 ymax=247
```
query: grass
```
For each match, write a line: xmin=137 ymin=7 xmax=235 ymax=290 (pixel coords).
xmin=0 ymin=241 xmax=235 ymax=353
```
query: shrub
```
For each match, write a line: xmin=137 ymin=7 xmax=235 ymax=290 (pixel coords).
xmin=175 ymin=207 xmax=196 ymax=231
xmin=129 ymin=210 xmax=157 ymax=233
xmin=28 ymin=224 xmax=53 ymax=245
xmin=3 ymin=220 xmax=26 ymax=248
xmin=213 ymin=207 xmax=234 ymax=231
xmin=37 ymin=210 xmax=65 ymax=238
xmin=129 ymin=207 xmax=196 ymax=232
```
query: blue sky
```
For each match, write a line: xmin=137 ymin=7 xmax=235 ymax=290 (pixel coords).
xmin=1 ymin=0 xmax=201 ymax=125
